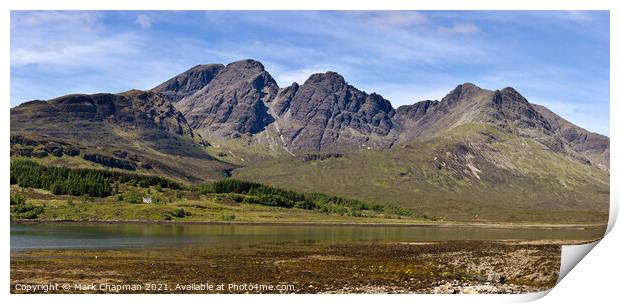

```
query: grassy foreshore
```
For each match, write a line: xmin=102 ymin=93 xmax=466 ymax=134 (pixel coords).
xmin=10 ymin=185 xmax=604 ymax=295
xmin=9 ymin=180 xmax=605 ymax=295
xmin=10 ymin=186 xmax=609 ymax=229
xmin=11 ymin=241 xmax=561 ymax=294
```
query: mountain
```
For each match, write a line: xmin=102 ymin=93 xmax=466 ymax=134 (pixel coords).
xmin=162 ymin=59 xmax=279 ymax=138
xmin=532 ymin=104 xmax=610 ymax=170
xmin=153 ymin=64 xmax=225 ymax=103
xmin=153 ymin=60 xmax=608 ymax=170
xmin=234 ymin=122 xmax=609 ymax=223
xmin=234 ymin=83 xmax=609 ymax=223
xmin=10 ymin=90 xmax=234 ymax=183
xmin=10 ymin=59 xmax=609 ymax=223
xmin=393 ymin=83 xmax=610 ymax=170
xmin=271 ymin=71 xmax=397 ymax=153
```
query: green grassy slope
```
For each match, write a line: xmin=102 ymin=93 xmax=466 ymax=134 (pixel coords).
xmin=10 ymin=161 xmax=415 ymax=223
xmin=234 ymin=124 xmax=609 ymax=224
xmin=10 ymin=134 xmax=234 ymax=184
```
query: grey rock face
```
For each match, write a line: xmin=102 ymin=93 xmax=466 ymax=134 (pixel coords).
xmin=152 ymin=64 xmax=225 ymax=103
xmin=12 ymin=90 xmax=200 ymax=141
xmin=272 ymin=82 xmax=299 ymax=116
xmin=490 ymin=87 xmax=551 ymax=131
xmin=533 ymin=104 xmax=610 ymax=169
xmin=394 ymin=82 xmax=609 ymax=169
xmin=274 ymin=71 xmax=396 ymax=152
xmin=150 ymin=59 xmax=608 ymax=169
xmin=394 ymin=83 xmax=492 ymax=139
xmin=175 ymin=59 xmax=279 ymax=137
xmin=393 ymin=83 xmax=553 ymax=138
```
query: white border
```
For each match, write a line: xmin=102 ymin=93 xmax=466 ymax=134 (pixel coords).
xmin=2 ymin=1 xmax=617 ymax=303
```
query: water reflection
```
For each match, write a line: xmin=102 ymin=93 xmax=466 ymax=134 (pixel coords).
xmin=10 ymin=223 xmax=605 ymax=251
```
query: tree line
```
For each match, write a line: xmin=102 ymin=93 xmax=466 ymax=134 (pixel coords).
xmin=10 ymin=160 xmax=410 ymax=217
xmin=198 ymin=179 xmax=411 ymax=216
xmin=10 ymin=159 xmax=180 ymax=197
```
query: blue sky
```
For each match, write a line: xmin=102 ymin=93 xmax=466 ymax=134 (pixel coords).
xmin=10 ymin=10 xmax=610 ymax=135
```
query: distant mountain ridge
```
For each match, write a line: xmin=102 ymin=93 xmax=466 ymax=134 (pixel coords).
xmin=10 ymin=89 xmax=234 ymax=183
xmin=10 ymin=58 xmax=610 ymax=177
xmin=152 ymin=59 xmax=609 ymax=170
xmin=10 ymin=58 xmax=610 ymax=223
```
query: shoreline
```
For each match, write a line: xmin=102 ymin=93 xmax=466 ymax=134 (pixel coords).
xmin=11 ymin=218 xmax=608 ymax=230
xmin=11 ymin=241 xmax=563 ymax=294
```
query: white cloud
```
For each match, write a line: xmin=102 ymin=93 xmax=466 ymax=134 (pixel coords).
xmin=438 ymin=23 xmax=480 ymax=35
xmin=359 ymin=11 xmax=428 ymax=28
xmin=530 ymin=98 xmax=609 ymax=135
xmin=270 ymin=67 xmax=319 ymax=87
xmin=11 ymin=33 xmax=142 ymax=68
xmin=12 ymin=11 xmax=101 ymax=28
xmin=135 ymin=14 xmax=153 ymax=29
xmin=565 ymin=11 xmax=592 ymax=22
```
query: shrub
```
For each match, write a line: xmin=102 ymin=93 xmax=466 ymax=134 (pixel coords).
xmin=11 ymin=197 xmax=44 ymax=219
xmin=221 ymin=214 xmax=236 ymax=221
xmin=171 ymin=208 xmax=190 ymax=218
xmin=10 ymin=193 xmax=25 ymax=205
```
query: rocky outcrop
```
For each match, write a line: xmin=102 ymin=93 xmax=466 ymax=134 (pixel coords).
xmin=394 ymin=83 xmax=494 ymax=139
xmin=162 ymin=62 xmax=397 ymax=153
xmin=152 ymin=64 xmax=225 ymax=103
xmin=10 ymin=90 xmax=207 ymax=153
xmin=150 ymin=59 xmax=608 ymax=169
xmin=174 ymin=59 xmax=279 ymax=137
xmin=392 ymin=83 xmax=608 ymax=169
xmin=489 ymin=87 xmax=552 ymax=132
xmin=533 ymin=104 xmax=610 ymax=170
xmin=273 ymin=71 xmax=396 ymax=153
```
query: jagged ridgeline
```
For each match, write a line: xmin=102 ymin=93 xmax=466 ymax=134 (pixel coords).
xmin=10 ymin=59 xmax=609 ymax=223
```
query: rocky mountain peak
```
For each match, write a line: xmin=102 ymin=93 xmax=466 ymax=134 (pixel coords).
xmin=226 ymin=59 xmax=266 ymax=72
xmin=489 ymin=86 xmax=551 ymax=131
xmin=272 ymin=70 xmax=396 ymax=153
xmin=152 ymin=64 xmax=225 ymax=103
xmin=441 ymin=82 xmax=483 ymax=104
xmin=304 ymin=71 xmax=346 ymax=88
xmin=173 ymin=59 xmax=279 ymax=138
xmin=203 ymin=59 xmax=276 ymax=90
xmin=496 ymin=86 xmax=529 ymax=104
xmin=148 ymin=60 xmax=608 ymax=167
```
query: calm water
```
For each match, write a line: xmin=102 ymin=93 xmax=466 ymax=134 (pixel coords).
xmin=10 ymin=223 xmax=605 ymax=251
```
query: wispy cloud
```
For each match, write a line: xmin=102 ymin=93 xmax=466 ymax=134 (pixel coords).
xmin=350 ymin=11 xmax=428 ymax=28
xmin=11 ymin=33 xmax=142 ymax=68
xmin=12 ymin=11 xmax=101 ymax=28
xmin=438 ymin=23 xmax=480 ymax=35
xmin=135 ymin=14 xmax=153 ymax=29
xmin=564 ymin=10 xmax=594 ymax=22
xmin=9 ymin=11 xmax=609 ymax=135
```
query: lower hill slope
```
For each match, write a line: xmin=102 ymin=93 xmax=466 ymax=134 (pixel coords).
xmin=10 ymin=90 xmax=235 ymax=183
xmin=234 ymin=123 xmax=609 ymax=224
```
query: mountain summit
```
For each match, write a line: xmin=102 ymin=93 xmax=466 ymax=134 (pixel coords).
xmin=10 ymin=59 xmax=609 ymax=181
xmin=158 ymin=59 xmax=279 ymax=138
xmin=271 ymin=71 xmax=396 ymax=153
xmin=149 ymin=60 xmax=608 ymax=170
xmin=10 ymin=59 xmax=609 ymax=223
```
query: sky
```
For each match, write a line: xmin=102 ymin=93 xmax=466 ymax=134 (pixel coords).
xmin=10 ymin=11 xmax=610 ymax=135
